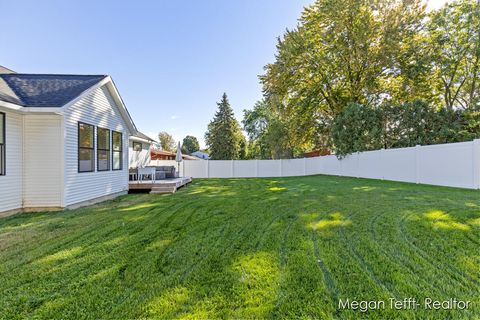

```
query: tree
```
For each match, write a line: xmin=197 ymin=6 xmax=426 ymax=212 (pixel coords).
xmin=182 ymin=135 xmax=200 ymax=154
xmin=260 ymin=0 xmax=426 ymax=149
xmin=205 ymin=93 xmax=244 ymax=160
xmin=426 ymin=0 xmax=480 ymax=110
xmin=331 ymin=100 xmax=472 ymax=156
xmin=331 ymin=103 xmax=384 ymax=157
xmin=158 ymin=131 xmax=175 ymax=152
xmin=242 ymin=100 xmax=295 ymax=159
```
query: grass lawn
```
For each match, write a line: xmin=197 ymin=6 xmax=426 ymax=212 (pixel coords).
xmin=0 ymin=175 xmax=479 ymax=319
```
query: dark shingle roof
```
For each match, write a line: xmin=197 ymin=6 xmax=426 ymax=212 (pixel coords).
xmin=0 ymin=74 xmax=107 ymax=107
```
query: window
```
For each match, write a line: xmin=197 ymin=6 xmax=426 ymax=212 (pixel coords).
xmin=0 ymin=112 xmax=5 ymax=175
xmin=97 ymin=127 xmax=110 ymax=171
xmin=78 ymin=122 xmax=94 ymax=172
xmin=112 ymin=131 xmax=123 ymax=170
xmin=133 ymin=141 xmax=142 ymax=152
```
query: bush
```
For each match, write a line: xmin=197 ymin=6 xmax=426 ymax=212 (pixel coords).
xmin=331 ymin=100 xmax=478 ymax=157
xmin=331 ymin=103 xmax=383 ymax=157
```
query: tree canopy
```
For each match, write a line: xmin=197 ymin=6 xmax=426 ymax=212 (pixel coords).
xmin=242 ymin=0 xmax=480 ymax=158
xmin=158 ymin=131 xmax=175 ymax=152
xmin=181 ymin=135 xmax=200 ymax=155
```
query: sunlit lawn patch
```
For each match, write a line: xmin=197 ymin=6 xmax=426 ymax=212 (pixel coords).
xmin=0 ymin=176 xmax=478 ymax=319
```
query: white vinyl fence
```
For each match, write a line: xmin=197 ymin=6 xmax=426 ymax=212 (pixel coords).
xmin=150 ymin=140 xmax=480 ymax=189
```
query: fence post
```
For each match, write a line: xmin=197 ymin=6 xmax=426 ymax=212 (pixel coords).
xmin=206 ymin=160 xmax=210 ymax=178
xmin=231 ymin=160 xmax=234 ymax=178
xmin=255 ymin=160 xmax=259 ymax=177
xmin=380 ymin=149 xmax=384 ymax=180
xmin=415 ymin=145 xmax=421 ymax=184
xmin=303 ymin=157 xmax=307 ymax=176
xmin=280 ymin=159 xmax=283 ymax=177
xmin=473 ymin=139 xmax=480 ymax=189
xmin=356 ymin=152 xmax=360 ymax=178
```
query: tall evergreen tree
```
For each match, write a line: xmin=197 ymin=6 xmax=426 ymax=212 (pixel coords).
xmin=205 ymin=93 xmax=243 ymax=160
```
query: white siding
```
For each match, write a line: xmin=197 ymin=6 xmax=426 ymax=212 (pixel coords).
xmin=64 ymin=86 xmax=129 ymax=206
xmin=23 ymin=114 xmax=63 ymax=207
xmin=128 ymin=140 xmax=151 ymax=168
xmin=0 ymin=109 xmax=23 ymax=212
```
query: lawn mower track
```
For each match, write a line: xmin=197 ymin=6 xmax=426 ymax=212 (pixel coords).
xmin=0 ymin=175 xmax=478 ymax=319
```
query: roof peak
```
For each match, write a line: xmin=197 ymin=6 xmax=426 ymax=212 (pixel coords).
xmin=0 ymin=74 xmax=108 ymax=107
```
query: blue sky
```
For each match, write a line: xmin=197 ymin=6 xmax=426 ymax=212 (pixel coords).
xmin=1 ymin=0 xmax=311 ymax=148
xmin=1 ymin=0 xmax=446 ymax=149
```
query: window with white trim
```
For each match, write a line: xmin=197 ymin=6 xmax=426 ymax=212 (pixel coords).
xmin=78 ymin=122 xmax=95 ymax=172
xmin=112 ymin=131 xmax=123 ymax=170
xmin=97 ymin=127 xmax=110 ymax=171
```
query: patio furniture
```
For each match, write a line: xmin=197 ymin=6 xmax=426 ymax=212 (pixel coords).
xmin=138 ymin=166 xmax=156 ymax=182
xmin=129 ymin=168 xmax=138 ymax=181
xmin=156 ymin=171 xmax=166 ymax=180
xmin=155 ymin=166 xmax=176 ymax=179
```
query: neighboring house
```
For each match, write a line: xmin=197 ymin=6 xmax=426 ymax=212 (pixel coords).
xmin=151 ymin=149 xmax=198 ymax=160
xmin=191 ymin=150 xmax=209 ymax=160
xmin=304 ymin=149 xmax=331 ymax=158
xmin=0 ymin=71 xmax=138 ymax=215
xmin=129 ymin=132 xmax=155 ymax=168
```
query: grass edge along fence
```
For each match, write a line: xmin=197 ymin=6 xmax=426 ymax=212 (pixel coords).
xmin=151 ymin=139 xmax=480 ymax=190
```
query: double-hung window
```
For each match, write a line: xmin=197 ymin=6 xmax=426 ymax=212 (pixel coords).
xmin=112 ymin=131 xmax=123 ymax=170
xmin=0 ymin=112 xmax=5 ymax=175
xmin=78 ymin=122 xmax=95 ymax=172
xmin=97 ymin=127 xmax=110 ymax=171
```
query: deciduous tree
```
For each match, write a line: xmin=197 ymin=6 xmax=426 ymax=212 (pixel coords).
xmin=181 ymin=135 xmax=200 ymax=154
xmin=158 ymin=131 xmax=175 ymax=152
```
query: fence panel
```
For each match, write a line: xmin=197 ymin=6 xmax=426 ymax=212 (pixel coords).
xmin=418 ymin=141 xmax=473 ymax=189
xmin=208 ymin=160 xmax=232 ymax=178
xmin=149 ymin=139 xmax=480 ymax=189
xmin=282 ymin=159 xmax=305 ymax=177
xmin=184 ymin=160 xmax=207 ymax=178
xmin=306 ymin=157 xmax=322 ymax=175
xmin=232 ymin=160 xmax=256 ymax=178
xmin=258 ymin=160 xmax=281 ymax=177
xmin=358 ymin=150 xmax=383 ymax=180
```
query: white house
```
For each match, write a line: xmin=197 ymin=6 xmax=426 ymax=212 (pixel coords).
xmin=129 ymin=132 xmax=155 ymax=168
xmin=0 ymin=69 xmax=139 ymax=215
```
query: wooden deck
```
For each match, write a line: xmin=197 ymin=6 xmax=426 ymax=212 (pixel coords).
xmin=129 ymin=177 xmax=192 ymax=194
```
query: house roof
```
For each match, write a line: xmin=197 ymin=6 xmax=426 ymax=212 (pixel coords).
xmin=151 ymin=149 xmax=198 ymax=160
xmin=134 ymin=131 xmax=156 ymax=142
xmin=0 ymin=73 xmax=107 ymax=107
xmin=0 ymin=65 xmax=15 ymax=74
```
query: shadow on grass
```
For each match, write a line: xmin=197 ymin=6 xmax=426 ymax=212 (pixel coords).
xmin=0 ymin=175 xmax=479 ymax=318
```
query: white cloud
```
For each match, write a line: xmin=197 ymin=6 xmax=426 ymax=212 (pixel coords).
xmin=170 ymin=115 xmax=179 ymax=120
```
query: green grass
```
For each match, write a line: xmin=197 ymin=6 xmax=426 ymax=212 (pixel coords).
xmin=0 ymin=175 xmax=479 ymax=319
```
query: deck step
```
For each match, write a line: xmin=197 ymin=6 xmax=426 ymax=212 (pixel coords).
xmin=150 ymin=186 xmax=177 ymax=194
